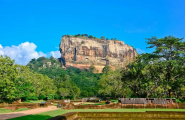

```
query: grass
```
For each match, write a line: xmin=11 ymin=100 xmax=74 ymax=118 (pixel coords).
xmin=0 ymin=108 xmax=13 ymax=113
xmin=111 ymin=99 xmax=118 ymax=103
xmin=93 ymin=103 xmax=106 ymax=105
xmin=0 ymin=108 xmax=29 ymax=113
xmin=81 ymin=102 xmax=94 ymax=105
xmin=24 ymin=100 xmax=45 ymax=103
xmin=8 ymin=108 xmax=185 ymax=120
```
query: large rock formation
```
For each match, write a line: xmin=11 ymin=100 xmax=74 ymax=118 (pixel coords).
xmin=59 ymin=36 xmax=138 ymax=73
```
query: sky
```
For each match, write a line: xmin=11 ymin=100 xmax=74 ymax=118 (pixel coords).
xmin=0 ymin=0 xmax=185 ymax=65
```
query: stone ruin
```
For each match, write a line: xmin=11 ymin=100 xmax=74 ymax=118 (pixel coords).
xmin=118 ymin=98 xmax=176 ymax=105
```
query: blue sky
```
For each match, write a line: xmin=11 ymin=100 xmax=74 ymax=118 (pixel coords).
xmin=0 ymin=0 xmax=185 ymax=65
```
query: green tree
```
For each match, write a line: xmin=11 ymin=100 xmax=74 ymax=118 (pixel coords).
xmin=0 ymin=55 xmax=18 ymax=101
xmin=121 ymin=56 xmax=145 ymax=97
xmin=80 ymin=90 xmax=88 ymax=97
xmin=88 ymin=91 xmax=95 ymax=97
xmin=98 ymin=69 xmax=122 ymax=99
xmin=14 ymin=78 xmax=35 ymax=101
xmin=88 ymin=35 xmax=93 ymax=38
xmin=118 ymin=84 xmax=133 ymax=98
xmin=145 ymin=35 xmax=185 ymax=97
xmin=84 ymin=34 xmax=88 ymax=37
xmin=70 ymin=82 xmax=80 ymax=100
xmin=50 ymin=56 xmax=55 ymax=60
xmin=59 ymin=88 xmax=70 ymax=99
xmin=102 ymin=66 xmax=110 ymax=73
xmin=100 ymin=36 xmax=105 ymax=40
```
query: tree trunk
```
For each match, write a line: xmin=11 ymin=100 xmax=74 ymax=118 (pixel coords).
xmin=169 ymin=90 xmax=172 ymax=98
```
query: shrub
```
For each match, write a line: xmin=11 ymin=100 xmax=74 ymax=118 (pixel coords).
xmin=38 ymin=95 xmax=45 ymax=100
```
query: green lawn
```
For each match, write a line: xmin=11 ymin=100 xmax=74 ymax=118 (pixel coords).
xmin=0 ymin=108 xmax=29 ymax=113
xmin=111 ymin=99 xmax=118 ymax=103
xmin=81 ymin=102 xmax=94 ymax=105
xmin=24 ymin=100 xmax=45 ymax=103
xmin=8 ymin=108 xmax=185 ymax=120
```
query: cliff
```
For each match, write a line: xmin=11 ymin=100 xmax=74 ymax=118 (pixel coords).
xmin=59 ymin=36 xmax=138 ymax=73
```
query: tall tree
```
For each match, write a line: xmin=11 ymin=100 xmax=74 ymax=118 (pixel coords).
xmin=0 ymin=55 xmax=18 ymax=101
xmin=98 ymin=69 xmax=122 ymax=98
xmin=145 ymin=35 xmax=185 ymax=97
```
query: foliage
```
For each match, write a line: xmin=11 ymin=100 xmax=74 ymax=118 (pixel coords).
xmin=100 ymin=36 xmax=105 ymax=40
xmin=26 ymin=57 xmax=102 ymax=99
xmin=1 ymin=35 xmax=185 ymax=102
xmin=63 ymin=34 xmax=119 ymax=41
xmin=98 ymin=69 xmax=123 ymax=98
xmin=145 ymin=35 xmax=185 ymax=98
xmin=0 ymin=55 xmax=18 ymax=101
xmin=102 ymin=65 xmax=110 ymax=73
xmin=120 ymin=35 xmax=185 ymax=99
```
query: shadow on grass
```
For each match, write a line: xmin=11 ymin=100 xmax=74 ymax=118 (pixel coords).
xmin=8 ymin=115 xmax=52 ymax=120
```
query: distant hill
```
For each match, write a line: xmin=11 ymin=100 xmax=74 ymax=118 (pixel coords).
xmin=27 ymin=56 xmax=62 ymax=71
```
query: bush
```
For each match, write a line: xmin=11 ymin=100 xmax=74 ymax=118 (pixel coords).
xmin=28 ymin=96 xmax=38 ymax=100
xmin=47 ymin=95 xmax=54 ymax=100
xmin=80 ymin=91 xmax=88 ymax=97
xmin=176 ymin=98 xmax=182 ymax=103
xmin=54 ymin=94 xmax=60 ymax=100
xmin=88 ymin=92 xmax=94 ymax=97
xmin=38 ymin=95 xmax=45 ymax=100
xmin=25 ymin=99 xmax=30 ymax=102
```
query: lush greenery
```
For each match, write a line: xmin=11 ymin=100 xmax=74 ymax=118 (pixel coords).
xmin=0 ymin=35 xmax=185 ymax=102
xmin=0 ymin=55 xmax=102 ymax=102
xmin=0 ymin=55 xmax=56 ymax=102
xmin=63 ymin=34 xmax=118 ymax=41
xmin=98 ymin=35 xmax=185 ymax=100
xmin=28 ymin=56 xmax=102 ymax=100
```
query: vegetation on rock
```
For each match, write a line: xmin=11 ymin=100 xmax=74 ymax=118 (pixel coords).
xmin=62 ymin=34 xmax=119 ymax=41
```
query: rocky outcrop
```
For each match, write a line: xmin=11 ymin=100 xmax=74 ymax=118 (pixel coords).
xmin=59 ymin=36 xmax=138 ymax=73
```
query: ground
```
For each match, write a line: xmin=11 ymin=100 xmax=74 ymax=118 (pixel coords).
xmin=6 ymin=108 xmax=185 ymax=120
xmin=1 ymin=100 xmax=184 ymax=120
xmin=0 ymin=108 xmax=29 ymax=114
xmin=0 ymin=106 xmax=58 ymax=120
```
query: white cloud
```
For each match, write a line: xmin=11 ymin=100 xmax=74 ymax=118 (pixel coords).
xmin=0 ymin=42 xmax=61 ymax=65
xmin=50 ymin=51 xmax=61 ymax=58
xmin=0 ymin=44 xmax=3 ymax=48
xmin=0 ymin=42 xmax=47 ymax=65
xmin=0 ymin=51 xmax=4 ymax=55
xmin=136 ymin=48 xmax=145 ymax=54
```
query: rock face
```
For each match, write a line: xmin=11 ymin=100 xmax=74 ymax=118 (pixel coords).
xmin=59 ymin=36 xmax=138 ymax=73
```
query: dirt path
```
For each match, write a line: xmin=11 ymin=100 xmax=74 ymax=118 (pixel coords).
xmin=0 ymin=106 xmax=58 ymax=120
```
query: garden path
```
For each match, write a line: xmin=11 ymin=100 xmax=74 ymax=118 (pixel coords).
xmin=0 ymin=106 xmax=58 ymax=120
